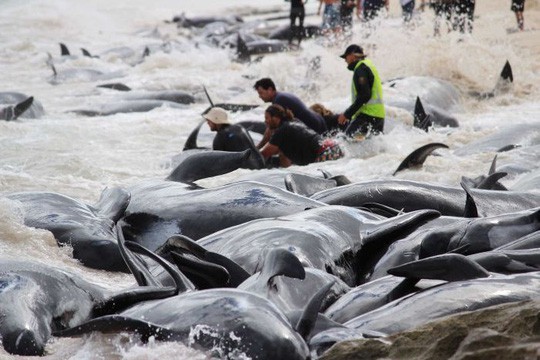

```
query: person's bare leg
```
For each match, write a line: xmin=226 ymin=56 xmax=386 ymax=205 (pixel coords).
xmin=516 ymin=11 xmax=524 ymax=30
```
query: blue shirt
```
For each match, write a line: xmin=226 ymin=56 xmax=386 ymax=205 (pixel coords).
xmin=274 ymin=92 xmax=328 ymax=134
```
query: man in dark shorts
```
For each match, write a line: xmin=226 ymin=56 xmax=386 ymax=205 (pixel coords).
xmin=421 ymin=0 xmax=455 ymax=36
xmin=511 ymin=0 xmax=525 ymax=31
xmin=336 ymin=44 xmax=385 ymax=139
xmin=260 ymin=104 xmax=344 ymax=167
xmin=286 ymin=0 xmax=306 ymax=44
xmin=360 ymin=0 xmax=389 ymax=21
xmin=253 ymin=77 xmax=328 ymax=147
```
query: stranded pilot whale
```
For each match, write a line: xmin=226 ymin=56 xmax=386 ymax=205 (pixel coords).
xmin=0 ymin=237 xmax=192 ymax=356
xmin=5 ymin=187 xmax=130 ymax=272
xmin=311 ymin=179 xmax=540 ymax=217
xmin=0 ymin=92 xmax=45 ymax=119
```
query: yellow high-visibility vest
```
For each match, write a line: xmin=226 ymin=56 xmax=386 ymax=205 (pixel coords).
xmin=351 ymin=58 xmax=385 ymax=119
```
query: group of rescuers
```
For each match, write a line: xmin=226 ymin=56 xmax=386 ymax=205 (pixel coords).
xmin=202 ymin=44 xmax=385 ymax=168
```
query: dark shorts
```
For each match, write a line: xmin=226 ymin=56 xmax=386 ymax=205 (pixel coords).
xmin=511 ymin=0 xmax=525 ymax=12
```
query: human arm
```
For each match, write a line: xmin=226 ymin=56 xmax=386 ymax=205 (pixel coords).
xmin=260 ymin=142 xmax=280 ymax=159
xmin=256 ymin=127 xmax=272 ymax=149
xmin=212 ymin=131 xmax=227 ymax=151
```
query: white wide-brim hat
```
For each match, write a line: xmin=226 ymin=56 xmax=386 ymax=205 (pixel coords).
xmin=203 ymin=107 xmax=231 ymax=125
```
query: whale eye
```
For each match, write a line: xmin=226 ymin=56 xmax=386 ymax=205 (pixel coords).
xmin=51 ymin=310 xmax=76 ymax=332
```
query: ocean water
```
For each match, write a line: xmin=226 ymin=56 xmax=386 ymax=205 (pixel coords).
xmin=0 ymin=0 xmax=539 ymax=358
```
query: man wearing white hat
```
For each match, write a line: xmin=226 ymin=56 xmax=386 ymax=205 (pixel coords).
xmin=203 ymin=107 xmax=263 ymax=159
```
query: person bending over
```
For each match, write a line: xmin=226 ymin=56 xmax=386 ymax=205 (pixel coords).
xmin=203 ymin=107 xmax=258 ymax=152
xmin=260 ymin=104 xmax=344 ymax=168
xmin=253 ymin=77 xmax=328 ymax=147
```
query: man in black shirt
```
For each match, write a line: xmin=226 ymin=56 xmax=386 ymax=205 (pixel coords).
xmin=204 ymin=107 xmax=263 ymax=155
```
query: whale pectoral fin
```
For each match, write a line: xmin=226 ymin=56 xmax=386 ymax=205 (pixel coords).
xmin=125 ymin=241 xmax=193 ymax=293
xmin=170 ymin=250 xmax=230 ymax=289
xmin=182 ymin=119 xmax=205 ymax=150
xmin=93 ymin=186 xmax=131 ymax=223
xmin=11 ymin=97 xmax=34 ymax=120
xmin=393 ymin=142 xmax=449 ymax=175
xmin=93 ymin=286 xmax=177 ymax=317
xmin=205 ymin=251 xmax=250 ymax=286
xmin=53 ymin=316 xmax=176 ymax=342
xmin=387 ymin=253 xmax=490 ymax=282
xmin=157 ymin=234 xmax=249 ymax=287
xmin=295 ymin=281 xmax=335 ymax=340
xmin=285 ymin=173 xmax=338 ymax=197
xmin=476 ymin=171 xmax=508 ymax=190
xmin=460 ymin=181 xmax=479 ymax=218
xmin=259 ymin=248 xmax=306 ymax=286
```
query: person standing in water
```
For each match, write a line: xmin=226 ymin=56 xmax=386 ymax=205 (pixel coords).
xmin=318 ymin=0 xmax=342 ymax=35
xmin=336 ymin=44 xmax=385 ymax=139
xmin=358 ymin=0 xmax=389 ymax=21
xmin=286 ymin=0 xmax=307 ymax=45
xmin=400 ymin=0 xmax=415 ymax=23
xmin=511 ymin=0 xmax=525 ymax=31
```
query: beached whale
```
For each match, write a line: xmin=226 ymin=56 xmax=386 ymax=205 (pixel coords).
xmin=55 ymin=288 xmax=311 ymax=360
xmin=0 ymin=92 xmax=45 ymax=119
xmin=0 ymin=240 xmax=191 ymax=356
xmin=5 ymin=187 xmax=130 ymax=272
xmin=121 ymin=180 xmax=325 ymax=248
xmin=311 ymin=179 xmax=540 ymax=217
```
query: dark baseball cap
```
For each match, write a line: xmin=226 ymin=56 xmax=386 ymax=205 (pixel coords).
xmin=339 ymin=44 xmax=365 ymax=58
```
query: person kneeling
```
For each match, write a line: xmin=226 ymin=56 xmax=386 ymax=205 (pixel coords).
xmin=260 ymin=104 xmax=344 ymax=168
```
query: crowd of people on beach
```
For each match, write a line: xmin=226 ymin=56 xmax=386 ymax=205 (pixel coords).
xmin=286 ymin=0 xmax=526 ymax=41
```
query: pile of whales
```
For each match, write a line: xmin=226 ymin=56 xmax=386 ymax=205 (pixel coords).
xmin=3 ymin=5 xmax=540 ymax=360
xmin=2 ymin=132 xmax=540 ymax=357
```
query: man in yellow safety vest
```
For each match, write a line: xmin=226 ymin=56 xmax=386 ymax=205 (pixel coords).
xmin=337 ymin=44 xmax=385 ymax=139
